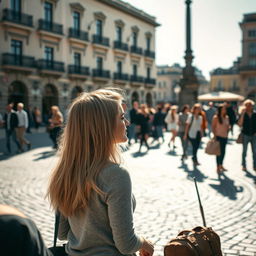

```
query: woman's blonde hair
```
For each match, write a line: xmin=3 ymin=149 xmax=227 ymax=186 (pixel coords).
xmin=47 ymin=88 xmax=123 ymax=217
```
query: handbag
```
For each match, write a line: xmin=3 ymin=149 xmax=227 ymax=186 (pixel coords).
xmin=205 ymin=139 xmax=221 ymax=156
xmin=236 ymin=132 xmax=243 ymax=144
xmin=48 ymin=211 xmax=68 ymax=256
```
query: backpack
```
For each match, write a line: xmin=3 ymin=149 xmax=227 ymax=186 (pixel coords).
xmin=164 ymin=226 xmax=222 ymax=256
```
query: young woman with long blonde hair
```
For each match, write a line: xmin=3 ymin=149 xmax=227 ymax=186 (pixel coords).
xmin=0 ymin=89 xmax=154 ymax=256
xmin=48 ymin=88 xmax=154 ymax=256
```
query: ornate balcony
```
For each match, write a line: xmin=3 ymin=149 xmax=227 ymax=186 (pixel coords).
xmin=113 ymin=41 xmax=129 ymax=52
xmin=144 ymin=49 xmax=155 ymax=59
xmin=68 ymin=65 xmax=90 ymax=79
xmin=144 ymin=78 xmax=156 ymax=84
xmin=2 ymin=53 xmax=36 ymax=72
xmin=130 ymin=46 xmax=143 ymax=55
xmin=92 ymin=69 xmax=110 ymax=80
xmin=144 ymin=78 xmax=156 ymax=88
xmin=130 ymin=75 xmax=144 ymax=87
xmin=37 ymin=59 xmax=65 ymax=75
xmin=2 ymin=8 xmax=33 ymax=28
xmin=38 ymin=19 xmax=63 ymax=35
xmin=69 ymin=28 xmax=89 ymax=42
xmin=92 ymin=35 xmax=109 ymax=47
xmin=113 ymin=72 xmax=129 ymax=83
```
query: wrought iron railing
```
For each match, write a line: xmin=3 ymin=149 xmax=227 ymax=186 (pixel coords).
xmin=37 ymin=59 xmax=65 ymax=72
xmin=2 ymin=8 xmax=33 ymax=27
xmin=113 ymin=41 xmax=129 ymax=51
xmin=38 ymin=19 xmax=63 ymax=35
xmin=69 ymin=28 xmax=88 ymax=41
xmin=92 ymin=35 xmax=109 ymax=46
xmin=2 ymin=53 xmax=35 ymax=68
xmin=68 ymin=65 xmax=90 ymax=76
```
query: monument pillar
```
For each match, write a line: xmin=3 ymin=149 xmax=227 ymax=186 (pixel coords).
xmin=179 ymin=0 xmax=199 ymax=107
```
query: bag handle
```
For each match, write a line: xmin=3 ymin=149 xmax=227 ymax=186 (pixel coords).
xmin=194 ymin=178 xmax=207 ymax=227
xmin=53 ymin=210 xmax=60 ymax=248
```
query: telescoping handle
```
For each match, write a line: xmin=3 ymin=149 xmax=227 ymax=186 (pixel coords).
xmin=193 ymin=178 xmax=207 ymax=227
xmin=53 ymin=210 xmax=60 ymax=248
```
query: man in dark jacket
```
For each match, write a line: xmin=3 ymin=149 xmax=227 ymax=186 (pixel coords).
xmin=226 ymin=102 xmax=237 ymax=136
xmin=3 ymin=103 xmax=21 ymax=154
xmin=152 ymin=106 xmax=165 ymax=143
xmin=238 ymin=99 xmax=256 ymax=171
xmin=128 ymin=101 xmax=139 ymax=145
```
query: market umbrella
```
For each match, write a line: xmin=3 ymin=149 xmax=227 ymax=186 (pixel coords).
xmin=198 ymin=91 xmax=245 ymax=102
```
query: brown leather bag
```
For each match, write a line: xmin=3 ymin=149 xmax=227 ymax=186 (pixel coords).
xmin=164 ymin=226 xmax=222 ymax=256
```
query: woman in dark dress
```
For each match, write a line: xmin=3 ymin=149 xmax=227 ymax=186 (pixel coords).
xmin=137 ymin=104 xmax=150 ymax=153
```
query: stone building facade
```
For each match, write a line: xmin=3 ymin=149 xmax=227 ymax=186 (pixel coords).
xmin=157 ymin=63 xmax=209 ymax=104
xmin=210 ymin=13 xmax=256 ymax=101
xmin=0 ymin=0 xmax=159 ymax=120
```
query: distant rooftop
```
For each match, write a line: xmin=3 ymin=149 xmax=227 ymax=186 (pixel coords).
xmin=242 ymin=13 xmax=256 ymax=23
xmin=97 ymin=0 xmax=160 ymax=27
xmin=211 ymin=67 xmax=238 ymax=76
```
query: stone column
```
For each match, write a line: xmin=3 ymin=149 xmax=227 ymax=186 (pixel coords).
xmin=179 ymin=0 xmax=199 ymax=108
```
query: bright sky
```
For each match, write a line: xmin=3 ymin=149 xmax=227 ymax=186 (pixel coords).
xmin=125 ymin=0 xmax=256 ymax=79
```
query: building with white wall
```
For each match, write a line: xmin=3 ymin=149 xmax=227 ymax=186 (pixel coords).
xmin=0 ymin=0 xmax=159 ymax=119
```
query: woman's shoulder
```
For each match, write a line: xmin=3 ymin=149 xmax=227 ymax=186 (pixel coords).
xmin=101 ymin=164 xmax=130 ymax=180
xmin=99 ymin=164 xmax=131 ymax=190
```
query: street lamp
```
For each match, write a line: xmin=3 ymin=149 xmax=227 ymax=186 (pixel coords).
xmin=174 ymin=83 xmax=181 ymax=104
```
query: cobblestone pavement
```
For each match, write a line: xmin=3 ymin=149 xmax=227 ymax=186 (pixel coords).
xmin=0 ymin=127 xmax=255 ymax=256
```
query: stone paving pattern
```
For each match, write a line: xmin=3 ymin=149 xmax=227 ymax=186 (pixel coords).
xmin=0 ymin=127 xmax=255 ymax=256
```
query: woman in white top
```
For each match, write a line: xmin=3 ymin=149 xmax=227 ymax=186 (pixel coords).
xmin=184 ymin=103 xmax=203 ymax=166
xmin=165 ymin=105 xmax=179 ymax=150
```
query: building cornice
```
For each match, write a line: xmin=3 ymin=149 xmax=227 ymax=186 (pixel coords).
xmin=115 ymin=19 xmax=125 ymax=27
xmin=70 ymin=3 xmax=86 ymax=13
xmin=96 ymin=0 xmax=160 ymax=27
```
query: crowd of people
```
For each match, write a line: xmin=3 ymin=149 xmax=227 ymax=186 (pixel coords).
xmin=1 ymin=98 xmax=255 ymax=174
xmin=0 ymin=103 xmax=63 ymax=153
xmin=127 ymin=99 xmax=256 ymax=174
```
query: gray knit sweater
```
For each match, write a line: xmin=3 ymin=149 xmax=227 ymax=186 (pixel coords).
xmin=58 ymin=164 xmax=143 ymax=256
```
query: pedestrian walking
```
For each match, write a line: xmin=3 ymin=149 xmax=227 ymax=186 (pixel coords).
xmin=48 ymin=106 xmax=63 ymax=149
xmin=16 ymin=102 xmax=31 ymax=151
xmin=178 ymin=104 xmax=190 ymax=161
xmin=152 ymin=106 xmax=165 ymax=143
xmin=184 ymin=103 xmax=203 ymax=166
xmin=237 ymin=99 xmax=256 ymax=171
xmin=26 ymin=105 xmax=33 ymax=133
xmin=3 ymin=103 xmax=21 ymax=154
xmin=32 ymin=107 xmax=42 ymax=131
xmin=205 ymin=102 xmax=216 ymax=137
xmin=128 ymin=101 xmax=139 ymax=145
xmin=226 ymin=102 xmax=237 ymax=137
xmin=137 ymin=104 xmax=150 ymax=152
xmin=200 ymin=108 xmax=208 ymax=137
xmin=212 ymin=104 xmax=230 ymax=174
xmin=165 ymin=105 xmax=179 ymax=150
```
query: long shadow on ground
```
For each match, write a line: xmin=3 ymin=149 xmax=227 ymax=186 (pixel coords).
xmin=208 ymin=173 xmax=243 ymax=200
xmin=0 ymin=131 xmax=53 ymax=161
xmin=178 ymin=161 xmax=208 ymax=183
